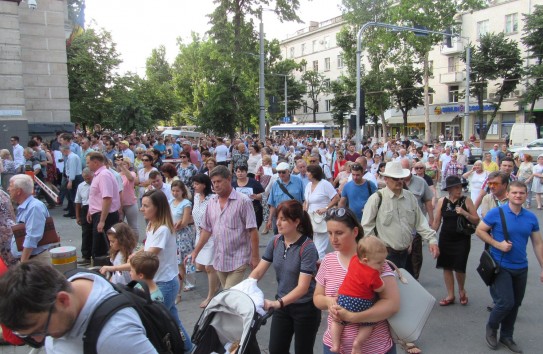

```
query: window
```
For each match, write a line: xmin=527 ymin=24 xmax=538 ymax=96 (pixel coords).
xmin=289 ymin=47 xmax=295 ymax=59
xmin=312 ymin=40 xmax=317 ymax=53
xmin=301 ymin=43 xmax=306 ymax=56
xmin=314 ymin=101 xmax=319 ymax=113
xmin=505 ymin=13 xmax=518 ymax=34
xmin=301 ymin=63 xmax=307 ymax=72
xmin=501 ymin=113 xmax=516 ymax=137
xmin=428 ymin=60 xmax=434 ymax=77
xmin=477 ymin=20 xmax=489 ymax=39
xmin=303 ymin=102 xmax=308 ymax=113
xmin=337 ymin=55 xmax=344 ymax=69
xmin=325 ymin=100 xmax=332 ymax=112
xmin=324 ymin=57 xmax=330 ymax=71
xmin=449 ymin=85 xmax=459 ymax=103
xmin=323 ymin=36 xmax=330 ymax=49
xmin=324 ymin=79 xmax=331 ymax=89
xmin=313 ymin=60 xmax=319 ymax=72
xmin=448 ymin=57 xmax=456 ymax=73
xmin=428 ymin=93 xmax=434 ymax=104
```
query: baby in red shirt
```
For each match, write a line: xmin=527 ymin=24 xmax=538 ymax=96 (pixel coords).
xmin=330 ymin=236 xmax=387 ymax=354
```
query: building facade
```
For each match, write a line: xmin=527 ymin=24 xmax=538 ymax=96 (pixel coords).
xmin=0 ymin=0 xmax=72 ymax=149
xmin=280 ymin=0 xmax=543 ymax=142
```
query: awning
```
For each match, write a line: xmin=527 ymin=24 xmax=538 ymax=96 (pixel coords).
xmin=387 ymin=114 xmax=458 ymax=125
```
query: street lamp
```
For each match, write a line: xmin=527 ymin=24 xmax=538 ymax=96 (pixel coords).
xmin=355 ymin=22 xmax=471 ymax=147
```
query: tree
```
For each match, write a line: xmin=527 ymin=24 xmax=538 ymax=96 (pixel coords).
xmin=300 ymin=70 xmax=328 ymax=123
xmin=363 ymin=65 xmax=393 ymax=138
xmin=108 ymin=74 xmax=154 ymax=133
xmin=330 ymin=76 xmax=354 ymax=133
xmin=462 ymin=32 xmax=523 ymax=146
xmin=67 ymin=27 xmax=121 ymax=130
xmin=520 ymin=5 xmax=543 ymax=120
xmin=385 ymin=62 xmax=424 ymax=137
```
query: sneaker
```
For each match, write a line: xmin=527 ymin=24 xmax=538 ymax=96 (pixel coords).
xmin=499 ymin=338 xmax=522 ymax=354
xmin=77 ymin=258 xmax=91 ymax=265
xmin=486 ymin=325 xmax=498 ymax=350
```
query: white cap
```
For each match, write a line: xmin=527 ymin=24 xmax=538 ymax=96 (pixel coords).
xmin=276 ymin=162 xmax=290 ymax=171
xmin=428 ymin=154 xmax=435 ymax=158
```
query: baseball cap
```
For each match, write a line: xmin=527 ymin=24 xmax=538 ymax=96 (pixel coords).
xmin=276 ymin=162 xmax=290 ymax=171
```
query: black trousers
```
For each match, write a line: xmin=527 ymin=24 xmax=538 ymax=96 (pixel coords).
xmin=91 ymin=211 xmax=118 ymax=258
xmin=405 ymin=234 xmax=423 ymax=280
xmin=66 ymin=175 xmax=83 ymax=216
xmin=80 ymin=205 xmax=93 ymax=259
xmin=268 ymin=300 xmax=321 ymax=354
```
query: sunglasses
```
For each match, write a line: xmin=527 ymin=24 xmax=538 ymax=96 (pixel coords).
xmin=390 ymin=177 xmax=403 ymax=181
xmin=180 ymin=156 xmax=187 ymax=158
xmin=142 ymin=159 xmax=150 ymax=162
xmin=278 ymin=170 xmax=288 ymax=174
xmin=309 ymin=160 xmax=318 ymax=163
xmin=351 ymin=164 xmax=363 ymax=171
xmin=415 ymin=167 xmax=424 ymax=170
xmin=324 ymin=207 xmax=352 ymax=221
xmin=487 ymin=182 xmax=502 ymax=187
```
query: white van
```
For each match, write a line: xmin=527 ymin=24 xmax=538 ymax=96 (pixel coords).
xmin=509 ymin=123 xmax=538 ymax=148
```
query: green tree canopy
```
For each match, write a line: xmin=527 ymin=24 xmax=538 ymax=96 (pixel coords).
xmin=520 ymin=5 xmax=543 ymax=118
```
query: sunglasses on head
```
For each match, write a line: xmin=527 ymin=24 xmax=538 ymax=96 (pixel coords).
xmin=324 ymin=207 xmax=353 ymax=221
xmin=351 ymin=164 xmax=363 ymax=171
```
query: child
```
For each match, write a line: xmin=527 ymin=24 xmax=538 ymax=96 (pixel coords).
xmin=330 ymin=236 xmax=388 ymax=354
xmin=100 ymin=222 xmax=137 ymax=285
xmin=129 ymin=251 xmax=164 ymax=303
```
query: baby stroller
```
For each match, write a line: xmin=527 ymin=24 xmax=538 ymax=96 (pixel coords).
xmin=191 ymin=289 xmax=273 ymax=354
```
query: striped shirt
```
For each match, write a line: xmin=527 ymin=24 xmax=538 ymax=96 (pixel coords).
xmin=201 ymin=188 xmax=257 ymax=272
xmin=315 ymin=252 xmax=394 ymax=354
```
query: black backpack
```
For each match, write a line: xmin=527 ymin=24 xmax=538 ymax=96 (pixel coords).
xmin=66 ymin=269 xmax=185 ymax=354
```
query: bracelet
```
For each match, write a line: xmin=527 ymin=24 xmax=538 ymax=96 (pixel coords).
xmin=277 ymin=297 xmax=284 ymax=308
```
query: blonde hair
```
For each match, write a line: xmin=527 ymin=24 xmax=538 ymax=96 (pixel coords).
xmin=357 ymin=235 xmax=388 ymax=261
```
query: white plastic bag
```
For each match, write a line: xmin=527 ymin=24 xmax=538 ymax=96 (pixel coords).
xmin=231 ymin=278 xmax=266 ymax=315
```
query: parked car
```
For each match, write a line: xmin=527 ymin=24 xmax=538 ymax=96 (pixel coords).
xmin=510 ymin=138 xmax=543 ymax=159
xmin=444 ymin=141 xmax=482 ymax=164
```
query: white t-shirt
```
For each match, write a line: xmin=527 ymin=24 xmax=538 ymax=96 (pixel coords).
xmin=304 ymin=180 xmax=338 ymax=213
xmin=439 ymin=153 xmax=452 ymax=172
xmin=144 ymin=225 xmax=178 ymax=283
xmin=214 ymin=144 xmax=229 ymax=162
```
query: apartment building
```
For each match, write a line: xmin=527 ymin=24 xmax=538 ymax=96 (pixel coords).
xmin=280 ymin=0 xmax=543 ymax=141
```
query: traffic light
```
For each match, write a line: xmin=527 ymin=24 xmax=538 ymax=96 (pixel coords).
xmin=268 ymin=95 xmax=279 ymax=114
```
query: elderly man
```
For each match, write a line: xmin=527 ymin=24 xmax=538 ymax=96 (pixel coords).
xmin=266 ymin=162 xmax=305 ymax=234
xmin=86 ymin=152 xmax=120 ymax=261
xmin=362 ymin=161 xmax=439 ymax=268
xmin=8 ymin=174 xmax=52 ymax=263
xmin=191 ymin=166 xmax=259 ymax=289
xmin=292 ymin=159 xmax=310 ymax=188
xmin=475 ymin=157 xmax=517 ymax=210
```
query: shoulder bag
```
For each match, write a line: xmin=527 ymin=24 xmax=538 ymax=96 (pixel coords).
xmin=386 ymin=260 xmax=436 ymax=342
xmin=476 ymin=207 xmax=508 ymax=286
xmin=309 ymin=211 xmax=327 ymax=233
xmin=456 ymin=197 xmax=476 ymax=236
xmin=277 ymin=181 xmax=295 ymax=200
xmin=12 ymin=216 xmax=60 ymax=252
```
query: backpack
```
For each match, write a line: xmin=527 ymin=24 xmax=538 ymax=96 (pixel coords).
xmin=66 ymin=269 xmax=185 ymax=354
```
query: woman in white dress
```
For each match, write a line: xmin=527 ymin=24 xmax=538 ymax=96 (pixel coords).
xmin=247 ymin=144 xmax=262 ymax=178
xmin=531 ymin=154 xmax=543 ymax=209
xmin=304 ymin=164 xmax=340 ymax=260
xmin=191 ymin=174 xmax=219 ymax=308
xmin=137 ymin=153 xmax=158 ymax=206
xmin=462 ymin=160 xmax=487 ymax=216
xmin=516 ymin=153 xmax=534 ymax=208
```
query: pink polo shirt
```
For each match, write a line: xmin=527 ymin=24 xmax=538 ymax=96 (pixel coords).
xmin=89 ymin=165 xmax=121 ymax=215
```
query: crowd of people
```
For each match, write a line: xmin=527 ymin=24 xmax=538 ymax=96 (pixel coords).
xmin=0 ymin=128 xmax=542 ymax=354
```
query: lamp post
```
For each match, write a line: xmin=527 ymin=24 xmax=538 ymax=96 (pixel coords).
xmin=355 ymin=22 xmax=470 ymax=148
xmin=259 ymin=14 xmax=266 ymax=141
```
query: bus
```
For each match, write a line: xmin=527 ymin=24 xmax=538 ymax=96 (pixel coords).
xmin=270 ymin=123 xmax=341 ymax=139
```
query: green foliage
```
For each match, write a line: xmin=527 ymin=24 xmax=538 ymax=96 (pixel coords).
xmin=300 ymin=70 xmax=329 ymax=123
xmin=67 ymin=27 xmax=121 ymax=130
xmin=330 ymin=76 xmax=354 ymax=132
xmin=266 ymin=55 xmax=305 ymax=124
xmin=520 ymin=5 xmax=543 ymax=117
xmin=462 ymin=32 xmax=523 ymax=141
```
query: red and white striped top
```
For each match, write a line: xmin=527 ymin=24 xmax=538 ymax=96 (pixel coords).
xmin=315 ymin=252 xmax=394 ymax=354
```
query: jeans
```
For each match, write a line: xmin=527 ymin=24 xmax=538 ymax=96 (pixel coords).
xmin=488 ymin=267 xmax=528 ymax=339
xmin=323 ymin=343 xmax=396 ymax=354
xmin=268 ymin=300 xmax=321 ymax=354
xmin=157 ymin=276 xmax=193 ymax=353
xmin=122 ymin=204 xmax=140 ymax=240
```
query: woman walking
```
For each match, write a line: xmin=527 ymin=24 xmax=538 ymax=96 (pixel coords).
xmin=531 ymin=154 xmax=543 ymax=209
xmin=462 ymin=160 xmax=488 ymax=216
xmin=432 ymin=176 xmax=479 ymax=306
xmin=177 ymin=152 xmax=199 ymax=198
xmin=516 ymin=154 xmax=534 ymax=208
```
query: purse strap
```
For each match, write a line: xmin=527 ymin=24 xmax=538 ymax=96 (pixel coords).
xmin=277 ymin=181 xmax=295 ymax=200
xmin=498 ymin=207 xmax=510 ymax=242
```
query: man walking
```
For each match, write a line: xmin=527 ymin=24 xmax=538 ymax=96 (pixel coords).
xmin=476 ymin=181 xmax=543 ymax=353
xmin=61 ymin=145 xmax=83 ymax=218
xmin=75 ymin=168 xmax=93 ymax=265
xmin=191 ymin=166 xmax=259 ymax=289
xmin=338 ymin=163 xmax=377 ymax=221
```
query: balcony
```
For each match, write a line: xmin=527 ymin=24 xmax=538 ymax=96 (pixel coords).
xmin=440 ymin=71 xmax=466 ymax=84
xmin=441 ymin=40 xmax=465 ymax=55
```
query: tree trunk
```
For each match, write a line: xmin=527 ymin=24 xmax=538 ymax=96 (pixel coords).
xmin=403 ymin=111 xmax=408 ymax=137
xmin=381 ymin=112 xmax=387 ymax=142
xmin=423 ymin=53 xmax=431 ymax=144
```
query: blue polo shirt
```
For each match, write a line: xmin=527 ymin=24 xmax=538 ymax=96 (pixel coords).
xmin=341 ymin=179 xmax=377 ymax=221
xmin=267 ymin=177 xmax=304 ymax=208
xmin=483 ymin=203 xmax=539 ymax=269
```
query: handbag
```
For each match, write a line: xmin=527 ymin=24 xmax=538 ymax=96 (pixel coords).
xmin=12 ymin=216 xmax=60 ymax=252
xmin=309 ymin=211 xmax=327 ymax=233
xmin=386 ymin=260 xmax=435 ymax=343
xmin=476 ymin=207 xmax=508 ymax=286
xmin=456 ymin=197 xmax=475 ymax=236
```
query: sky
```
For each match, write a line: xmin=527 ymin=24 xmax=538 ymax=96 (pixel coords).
xmin=84 ymin=0 xmax=343 ymax=75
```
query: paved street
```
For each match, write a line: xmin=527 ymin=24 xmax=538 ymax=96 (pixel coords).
xmin=2 ymin=194 xmax=543 ymax=354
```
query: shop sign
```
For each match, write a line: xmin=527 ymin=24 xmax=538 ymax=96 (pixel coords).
xmin=434 ymin=104 xmax=495 ymax=115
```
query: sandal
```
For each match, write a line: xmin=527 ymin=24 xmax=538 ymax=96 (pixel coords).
xmin=439 ymin=297 xmax=455 ymax=306
xmin=398 ymin=341 xmax=422 ymax=354
xmin=459 ymin=291 xmax=468 ymax=305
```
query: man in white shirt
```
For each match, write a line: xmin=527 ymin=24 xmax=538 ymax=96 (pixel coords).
xmin=75 ymin=168 xmax=93 ymax=264
xmin=214 ymin=138 xmax=229 ymax=166
xmin=11 ymin=135 xmax=25 ymax=170
xmin=147 ymin=170 xmax=173 ymax=202
xmin=439 ymin=147 xmax=452 ymax=183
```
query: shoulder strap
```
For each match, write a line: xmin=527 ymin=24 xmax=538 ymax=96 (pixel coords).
xmin=498 ymin=207 xmax=510 ymax=242
xmin=377 ymin=190 xmax=383 ymax=210
xmin=273 ymin=234 xmax=282 ymax=249
xmin=277 ymin=180 xmax=295 ymax=200
xmin=299 ymin=236 xmax=313 ymax=257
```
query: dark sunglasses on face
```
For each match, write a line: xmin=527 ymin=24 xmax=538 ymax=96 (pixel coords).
xmin=278 ymin=170 xmax=288 ymax=174
xmin=142 ymin=159 xmax=150 ymax=162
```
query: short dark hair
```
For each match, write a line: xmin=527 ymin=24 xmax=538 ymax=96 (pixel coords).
xmin=0 ymin=261 xmax=71 ymax=330
xmin=10 ymin=136 xmax=19 ymax=142
xmin=148 ymin=170 xmax=161 ymax=180
xmin=60 ymin=133 xmax=73 ymax=141
xmin=130 ymin=251 xmax=159 ymax=280
xmin=87 ymin=151 xmax=105 ymax=163
xmin=210 ymin=165 xmax=231 ymax=180
xmin=276 ymin=200 xmax=313 ymax=237
xmin=488 ymin=171 xmax=510 ymax=185
xmin=27 ymin=140 xmax=38 ymax=148
xmin=171 ymin=180 xmax=189 ymax=199
xmin=235 ymin=164 xmax=248 ymax=172
xmin=192 ymin=174 xmax=212 ymax=196
xmin=501 ymin=157 xmax=514 ymax=165
xmin=508 ymin=180 xmax=527 ymax=193
xmin=306 ymin=164 xmax=324 ymax=181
